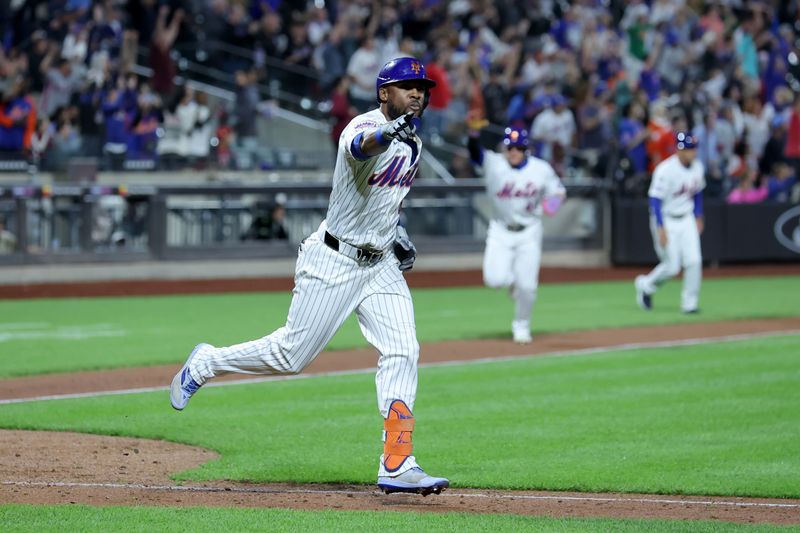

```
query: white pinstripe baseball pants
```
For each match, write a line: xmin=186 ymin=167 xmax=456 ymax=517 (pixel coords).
xmin=188 ymin=226 xmax=419 ymax=417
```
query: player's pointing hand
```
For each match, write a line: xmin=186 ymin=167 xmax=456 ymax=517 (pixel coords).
xmin=379 ymin=112 xmax=418 ymax=143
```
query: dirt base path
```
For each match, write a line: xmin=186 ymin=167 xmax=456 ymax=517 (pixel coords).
xmin=2 ymin=317 xmax=800 ymax=524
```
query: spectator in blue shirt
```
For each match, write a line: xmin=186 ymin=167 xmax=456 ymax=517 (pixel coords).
xmin=618 ymin=102 xmax=648 ymax=175
xmin=767 ymin=162 xmax=797 ymax=202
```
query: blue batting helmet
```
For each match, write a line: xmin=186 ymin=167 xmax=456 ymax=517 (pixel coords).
xmin=376 ymin=57 xmax=437 ymax=104
xmin=503 ymin=127 xmax=529 ymax=149
xmin=675 ymin=131 xmax=697 ymax=150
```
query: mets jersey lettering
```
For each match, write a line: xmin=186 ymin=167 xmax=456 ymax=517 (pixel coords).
xmin=367 ymin=156 xmax=418 ymax=187
xmin=497 ymin=181 xmax=540 ymax=199
xmin=482 ymin=151 xmax=565 ymax=226
xmin=327 ymin=108 xmax=422 ymax=249
xmin=649 ymin=154 xmax=706 ymax=217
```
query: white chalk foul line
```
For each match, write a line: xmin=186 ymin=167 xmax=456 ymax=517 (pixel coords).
xmin=1 ymin=328 xmax=799 ymax=405
xmin=2 ymin=480 xmax=799 ymax=510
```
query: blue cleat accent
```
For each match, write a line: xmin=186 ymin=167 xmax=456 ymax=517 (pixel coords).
xmin=170 ymin=343 xmax=210 ymax=411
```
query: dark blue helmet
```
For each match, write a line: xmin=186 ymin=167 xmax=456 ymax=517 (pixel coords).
xmin=675 ymin=131 xmax=697 ymax=150
xmin=503 ymin=127 xmax=529 ymax=149
xmin=376 ymin=57 xmax=437 ymax=104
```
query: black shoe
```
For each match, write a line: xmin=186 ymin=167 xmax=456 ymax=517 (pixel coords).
xmin=635 ymin=276 xmax=652 ymax=311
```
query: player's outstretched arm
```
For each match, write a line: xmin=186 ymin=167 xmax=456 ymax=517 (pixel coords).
xmin=354 ymin=113 xmax=418 ymax=159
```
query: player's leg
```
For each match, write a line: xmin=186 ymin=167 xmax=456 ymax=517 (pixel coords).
xmin=171 ymin=232 xmax=362 ymax=410
xmin=510 ymin=224 xmax=543 ymax=343
xmin=357 ymin=271 xmax=419 ymax=418
xmin=637 ymin=218 xmax=682 ymax=297
xmin=679 ymin=217 xmax=702 ymax=313
xmin=356 ymin=262 xmax=448 ymax=495
xmin=483 ymin=222 xmax=514 ymax=289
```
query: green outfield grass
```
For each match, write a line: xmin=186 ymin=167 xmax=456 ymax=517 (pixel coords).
xmin=0 ymin=276 xmax=798 ymax=378
xmin=1 ymin=335 xmax=798 ymax=498
xmin=1 ymin=505 xmax=796 ymax=533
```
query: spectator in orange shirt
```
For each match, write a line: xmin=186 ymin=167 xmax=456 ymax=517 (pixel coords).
xmin=421 ymin=49 xmax=453 ymax=140
xmin=0 ymin=77 xmax=37 ymax=154
xmin=214 ymin=110 xmax=234 ymax=170
xmin=645 ymin=102 xmax=674 ymax=172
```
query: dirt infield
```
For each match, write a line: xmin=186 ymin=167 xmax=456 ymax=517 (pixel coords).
xmin=2 ymin=317 xmax=800 ymax=524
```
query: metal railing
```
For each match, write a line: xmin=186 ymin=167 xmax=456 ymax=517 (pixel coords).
xmin=0 ymin=181 xmax=610 ymax=264
xmin=138 ymin=41 xmax=325 ymax=116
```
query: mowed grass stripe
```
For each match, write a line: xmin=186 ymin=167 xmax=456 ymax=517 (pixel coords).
xmin=1 ymin=276 xmax=799 ymax=377
xmin=0 ymin=334 xmax=797 ymax=498
xmin=2 ymin=504 xmax=794 ymax=533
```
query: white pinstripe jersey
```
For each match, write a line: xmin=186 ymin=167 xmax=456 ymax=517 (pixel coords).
xmin=326 ymin=108 xmax=421 ymax=250
xmin=648 ymin=154 xmax=706 ymax=217
xmin=481 ymin=151 xmax=566 ymax=226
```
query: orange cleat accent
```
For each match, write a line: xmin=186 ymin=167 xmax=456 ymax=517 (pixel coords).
xmin=383 ymin=400 xmax=415 ymax=472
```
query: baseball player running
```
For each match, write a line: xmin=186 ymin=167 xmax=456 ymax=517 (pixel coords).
xmin=467 ymin=119 xmax=566 ymax=343
xmin=635 ymin=131 xmax=705 ymax=313
xmin=170 ymin=57 xmax=448 ymax=496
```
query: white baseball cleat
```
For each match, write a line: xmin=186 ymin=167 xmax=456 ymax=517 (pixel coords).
xmin=512 ymin=320 xmax=533 ymax=344
xmin=170 ymin=343 xmax=211 ymax=411
xmin=378 ymin=467 xmax=449 ymax=496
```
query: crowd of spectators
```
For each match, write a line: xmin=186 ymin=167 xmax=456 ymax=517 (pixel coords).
xmin=1 ymin=0 xmax=799 ymax=204
xmin=295 ymin=0 xmax=800 ymax=201
xmin=0 ymin=0 xmax=249 ymax=172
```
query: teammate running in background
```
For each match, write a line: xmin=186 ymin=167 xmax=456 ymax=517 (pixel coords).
xmin=170 ymin=57 xmax=449 ymax=496
xmin=467 ymin=117 xmax=566 ymax=343
xmin=635 ymin=132 xmax=706 ymax=313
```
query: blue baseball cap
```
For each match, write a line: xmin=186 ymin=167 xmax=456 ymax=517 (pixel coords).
xmin=675 ymin=131 xmax=697 ymax=150
xmin=503 ymin=127 xmax=530 ymax=149
xmin=375 ymin=57 xmax=436 ymax=103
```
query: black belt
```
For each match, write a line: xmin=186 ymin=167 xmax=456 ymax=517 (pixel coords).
xmin=505 ymin=223 xmax=527 ymax=232
xmin=324 ymin=231 xmax=384 ymax=266
xmin=666 ymin=213 xmax=690 ymax=219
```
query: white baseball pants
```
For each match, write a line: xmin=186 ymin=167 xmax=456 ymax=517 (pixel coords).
xmin=639 ymin=214 xmax=702 ymax=311
xmin=482 ymin=220 xmax=543 ymax=326
xmin=188 ymin=226 xmax=418 ymax=417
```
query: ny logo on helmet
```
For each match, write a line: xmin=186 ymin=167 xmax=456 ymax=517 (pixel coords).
xmin=410 ymin=62 xmax=421 ymax=74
